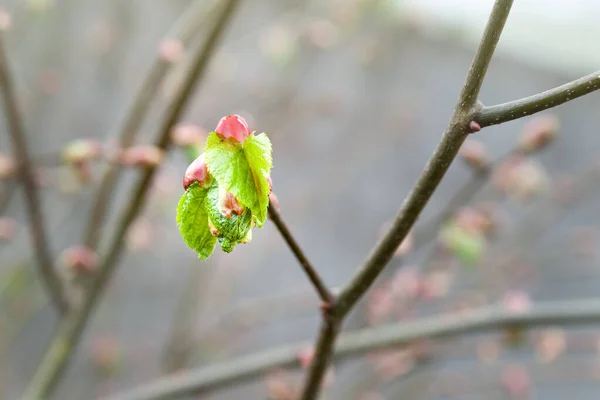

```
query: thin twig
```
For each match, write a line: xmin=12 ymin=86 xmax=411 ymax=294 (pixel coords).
xmin=83 ymin=0 xmax=222 ymax=250
xmin=0 ymin=33 xmax=69 ymax=313
xmin=268 ymin=201 xmax=333 ymax=304
xmin=297 ymin=2 xmax=514 ymax=398
xmin=21 ymin=2 xmax=240 ymax=398
xmin=477 ymin=70 xmax=600 ymax=127
xmin=105 ymin=298 xmax=600 ymax=400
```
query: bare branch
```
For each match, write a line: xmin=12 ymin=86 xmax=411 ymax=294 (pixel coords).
xmin=21 ymin=2 xmax=240 ymax=398
xmin=268 ymin=200 xmax=333 ymax=304
xmin=477 ymin=70 xmax=600 ymax=127
xmin=83 ymin=0 xmax=222 ymax=250
xmin=298 ymin=2 xmax=514 ymax=397
xmin=0 ymin=33 xmax=69 ymax=313
xmin=105 ymin=298 xmax=600 ymax=400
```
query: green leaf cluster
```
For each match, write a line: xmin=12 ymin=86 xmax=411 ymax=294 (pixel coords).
xmin=176 ymin=132 xmax=273 ymax=259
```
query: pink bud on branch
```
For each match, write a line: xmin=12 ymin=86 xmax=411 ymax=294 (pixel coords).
xmin=214 ymin=114 xmax=250 ymax=143
xmin=183 ymin=153 xmax=210 ymax=190
xmin=61 ymin=245 xmax=98 ymax=274
xmin=517 ymin=114 xmax=559 ymax=154
xmin=119 ymin=145 xmax=164 ymax=167
xmin=459 ymin=139 xmax=488 ymax=171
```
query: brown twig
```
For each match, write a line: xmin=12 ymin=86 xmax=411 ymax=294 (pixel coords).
xmin=0 ymin=33 xmax=69 ymax=313
xmin=298 ymin=2 xmax=514 ymax=398
xmin=82 ymin=0 xmax=222 ymax=250
xmin=477 ymin=69 xmax=600 ymax=127
xmin=104 ymin=298 xmax=600 ymax=400
xmin=268 ymin=201 xmax=333 ymax=305
xmin=21 ymin=2 xmax=240 ymax=398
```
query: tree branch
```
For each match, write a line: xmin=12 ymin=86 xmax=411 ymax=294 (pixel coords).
xmin=105 ymin=298 xmax=600 ymax=400
xmin=268 ymin=201 xmax=333 ymax=304
xmin=0 ymin=33 xmax=69 ymax=313
xmin=297 ymin=2 xmax=514 ymax=398
xmin=83 ymin=0 xmax=222 ymax=250
xmin=21 ymin=2 xmax=240 ymax=398
xmin=477 ymin=70 xmax=600 ymax=127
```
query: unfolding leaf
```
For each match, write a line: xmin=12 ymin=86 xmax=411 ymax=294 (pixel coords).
xmin=205 ymin=183 xmax=253 ymax=246
xmin=204 ymin=132 xmax=272 ymax=227
xmin=176 ymin=182 xmax=216 ymax=259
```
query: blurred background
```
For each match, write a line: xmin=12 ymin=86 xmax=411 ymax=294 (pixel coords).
xmin=1 ymin=0 xmax=600 ymax=399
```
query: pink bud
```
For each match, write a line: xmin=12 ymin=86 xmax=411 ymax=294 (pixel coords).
xmin=183 ymin=153 xmax=210 ymax=190
xmin=459 ymin=139 xmax=488 ymax=170
xmin=501 ymin=364 xmax=531 ymax=397
xmin=61 ymin=245 xmax=98 ymax=274
xmin=214 ymin=114 xmax=250 ymax=143
xmin=158 ymin=38 xmax=184 ymax=63
xmin=119 ymin=145 xmax=164 ymax=167
xmin=502 ymin=290 xmax=532 ymax=314
xmin=267 ymin=175 xmax=273 ymax=193
xmin=171 ymin=123 xmax=207 ymax=147
xmin=518 ymin=114 xmax=559 ymax=153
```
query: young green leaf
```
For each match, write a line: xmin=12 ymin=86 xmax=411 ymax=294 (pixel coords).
xmin=204 ymin=132 xmax=273 ymax=227
xmin=440 ymin=224 xmax=486 ymax=266
xmin=176 ymin=182 xmax=216 ymax=259
xmin=205 ymin=183 xmax=253 ymax=243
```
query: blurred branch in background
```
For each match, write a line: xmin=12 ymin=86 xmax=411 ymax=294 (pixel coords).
xmin=83 ymin=0 xmax=223 ymax=250
xmin=106 ymin=298 xmax=600 ymax=400
xmin=0 ymin=32 xmax=69 ymax=314
xmin=22 ymin=1 xmax=241 ymax=398
xmin=299 ymin=2 xmax=515 ymax=397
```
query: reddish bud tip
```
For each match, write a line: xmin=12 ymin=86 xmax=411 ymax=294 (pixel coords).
xmin=61 ymin=245 xmax=98 ymax=274
xmin=469 ymin=121 xmax=481 ymax=132
xmin=459 ymin=139 xmax=488 ymax=170
xmin=518 ymin=114 xmax=560 ymax=153
xmin=183 ymin=153 xmax=210 ymax=190
xmin=120 ymin=145 xmax=164 ymax=167
xmin=267 ymin=175 xmax=273 ymax=193
xmin=215 ymin=114 xmax=250 ymax=143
